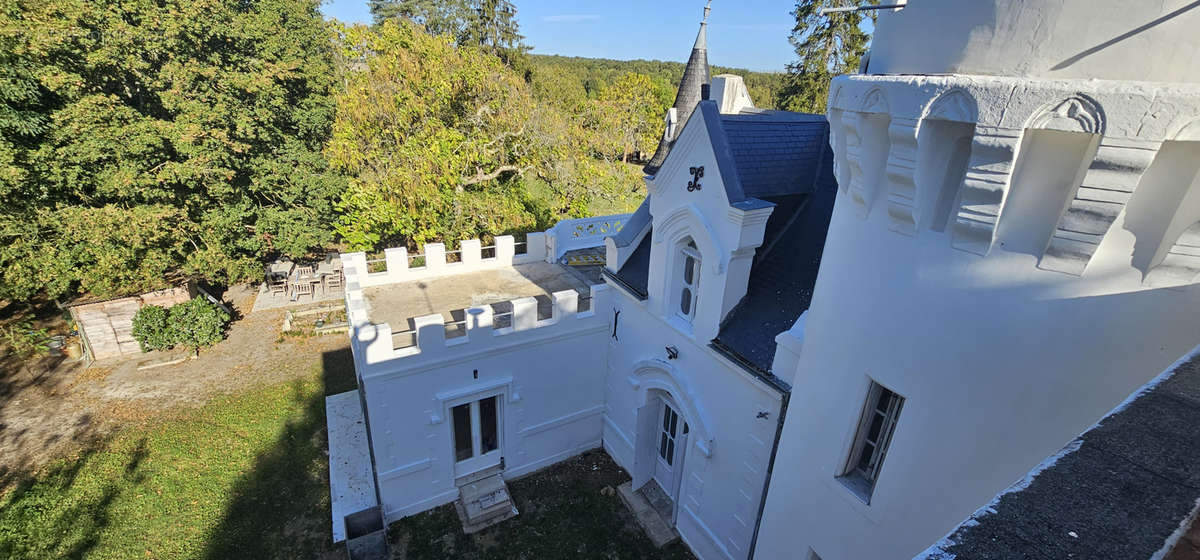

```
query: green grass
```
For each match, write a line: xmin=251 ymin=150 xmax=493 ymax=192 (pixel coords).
xmin=0 ymin=348 xmax=355 ymax=560
xmin=391 ymin=450 xmax=695 ymax=560
xmin=0 ymin=345 xmax=690 ymax=560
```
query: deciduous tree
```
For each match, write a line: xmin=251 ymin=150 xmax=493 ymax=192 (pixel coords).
xmin=0 ymin=0 xmax=345 ymax=301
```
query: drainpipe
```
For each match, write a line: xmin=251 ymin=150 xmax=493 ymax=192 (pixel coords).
xmin=747 ymin=389 xmax=790 ymax=560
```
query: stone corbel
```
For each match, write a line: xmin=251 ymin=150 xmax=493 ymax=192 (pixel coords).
xmin=841 ymin=111 xmax=865 ymax=200
xmin=885 ymin=117 xmax=920 ymax=235
xmin=951 ymin=127 xmax=1022 ymax=256
xmin=1040 ymin=138 xmax=1161 ymax=275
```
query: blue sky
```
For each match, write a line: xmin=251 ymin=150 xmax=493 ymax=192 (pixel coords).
xmin=319 ymin=1 xmax=799 ymax=72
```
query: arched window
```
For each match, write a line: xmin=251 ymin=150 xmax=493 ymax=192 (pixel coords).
xmin=676 ymin=239 xmax=701 ymax=320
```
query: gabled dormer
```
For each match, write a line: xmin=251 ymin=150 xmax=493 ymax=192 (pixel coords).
xmin=607 ymin=94 xmax=838 ymax=363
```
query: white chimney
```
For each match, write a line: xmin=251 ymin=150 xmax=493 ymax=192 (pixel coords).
xmin=710 ymin=74 xmax=755 ymax=114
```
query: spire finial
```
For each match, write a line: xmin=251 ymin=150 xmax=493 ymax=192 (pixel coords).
xmin=703 ymin=0 xmax=711 ymax=23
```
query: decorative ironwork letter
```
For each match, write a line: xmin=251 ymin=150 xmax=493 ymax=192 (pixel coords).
xmin=687 ymin=166 xmax=704 ymax=192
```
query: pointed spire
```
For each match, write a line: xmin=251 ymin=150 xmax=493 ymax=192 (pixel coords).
xmin=643 ymin=1 xmax=712 ymax=176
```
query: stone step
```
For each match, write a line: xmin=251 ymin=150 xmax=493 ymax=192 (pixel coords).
xmin=455 ymin=473 xmax=519 ymax=534
xmin=618 ymin=481 xmax=679 ymax=548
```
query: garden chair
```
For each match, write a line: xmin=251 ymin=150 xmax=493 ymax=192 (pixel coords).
xmin=293 ymin=279 xmax=315 ymax=300
xmin=296 ymin=265 xmax=315 ymax=277
xmin=269 ymin=279 xmax=287 ymax=298
xmin=324 ymin=272 xmax=343 ymax=294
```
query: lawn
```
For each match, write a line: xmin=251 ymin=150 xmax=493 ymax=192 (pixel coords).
xmin=0 ymin=347 xmax=355 ymax=560
xmin=0 ymin=342 xmax=694 ymax=560
xmin=391 ymin=450 xmax=695 ymax=560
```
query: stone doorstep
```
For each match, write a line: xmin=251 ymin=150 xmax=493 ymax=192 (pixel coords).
xmin=455 ymin=473 xmax=519 ymax=534
xmin=617 ymin=481 xmax=680 ymax=548
xmin=454 ymin=500 xmax=518 ymax=535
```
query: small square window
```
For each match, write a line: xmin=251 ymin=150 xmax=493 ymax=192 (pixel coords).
xmin=838 ymin=381 xmax=904 ymax=503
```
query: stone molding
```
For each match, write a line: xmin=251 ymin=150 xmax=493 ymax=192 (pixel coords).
xmin=827 ymin=74 xmax=1200 ymax=283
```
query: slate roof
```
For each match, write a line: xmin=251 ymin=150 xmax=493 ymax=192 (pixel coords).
xmin=644 ymin=19 xmax=709 ymax=176
xmin=711 ymin=126 xmax=837 ymax=375
xmin=719 ymin=110 xmax=830 ymax=200
xmin=606 ymin=227 xmax=652 ymax=300
xmin=917 ymin=350 xmax=1200 ymax=560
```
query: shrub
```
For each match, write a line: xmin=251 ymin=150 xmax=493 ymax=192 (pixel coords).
xmin=0 ymin=319 xmax=49 ymax=359
xmin=131 ymin=298 xmax=231 ymax=354
xmin=168 ymin=298 xmax=231 ymax=355
xmin=131 ymin=305 xmax=173 ymax=352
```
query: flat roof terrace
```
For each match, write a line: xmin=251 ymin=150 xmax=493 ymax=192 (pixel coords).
xmin=363 ymin=251 xmax=603 ymax=346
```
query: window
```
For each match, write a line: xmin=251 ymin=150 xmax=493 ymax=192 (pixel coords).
xmin=676 ymin=240 xmax=701 ymax=320
xmin=451 ymin=395 xmax=500 ymax=463
xmin=658 ymin=402 xmax=688 ymax=466
xmin=839 ymin=381 xmax=904 ymax=502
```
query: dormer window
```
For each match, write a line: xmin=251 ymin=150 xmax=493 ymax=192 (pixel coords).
xmin=676 ymin=239 xmax=701 ymax=321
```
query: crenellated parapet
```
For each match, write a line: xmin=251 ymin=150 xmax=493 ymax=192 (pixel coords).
xmin=342 ymin=233 xmax=548 ymax=289
xmin=828 ymin=74 xmax=1200 ymax=286
xmin=340 ymin=248 xmax=611 ymax=380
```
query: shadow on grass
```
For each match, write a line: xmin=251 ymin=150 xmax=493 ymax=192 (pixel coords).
xmin=0 ymin=437 xmax=149 ymax=560
xmin=199 ymin=347 xmax=356 ymax=560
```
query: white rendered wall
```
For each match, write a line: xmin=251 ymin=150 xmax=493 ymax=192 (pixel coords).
xmin=598 ymin=100 xmax=786 ymax=560
xmin=755 ymin=74 xmax=1200 ymax=559
xmin=602 ymin=293 xmax=784 ymax=560
xmin=340 ymin=231 xmax=616 ymax=521
xmin=869 ymin=0 xmax=1200 ymax=83
xmin=347 ymin=291 xmax=612 ymax=520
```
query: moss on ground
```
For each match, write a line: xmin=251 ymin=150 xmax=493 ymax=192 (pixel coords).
xmin=390 ymin=450 xmax=696 ymax=560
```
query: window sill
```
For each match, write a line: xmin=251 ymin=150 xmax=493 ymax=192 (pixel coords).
xmin=836 ymin=473 xmax=875 ymax=506
xmin=666 ymin=314 xmax=695 ymax=338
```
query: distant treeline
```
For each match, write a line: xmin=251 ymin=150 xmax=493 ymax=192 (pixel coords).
xmin=527 ymin=54 xmax=787 ymax=111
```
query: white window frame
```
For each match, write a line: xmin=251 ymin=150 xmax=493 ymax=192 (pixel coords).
xmin=839 ymin=381 xmax=904 ymax=503
xmin=674 ymin=240 xmax=701 ymax=322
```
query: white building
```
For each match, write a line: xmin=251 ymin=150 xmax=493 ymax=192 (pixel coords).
xmin=330 ymin=2 xmax=1200 ymax=558
xmin=755 ymin=1 xmax=1200 ymax=559
xmin=330 ymin=6 xmax=840 ymax=559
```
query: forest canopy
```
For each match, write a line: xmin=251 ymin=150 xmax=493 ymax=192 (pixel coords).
xmin=0 ymin=0 xmax=855 ymax=303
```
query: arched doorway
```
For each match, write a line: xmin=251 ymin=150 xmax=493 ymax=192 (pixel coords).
xmin=633 ymin=387 xmax=693 ymax=524
xmin=629 ymin=360 xmax=714 ymax=526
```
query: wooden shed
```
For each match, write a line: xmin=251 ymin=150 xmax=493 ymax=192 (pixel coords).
xmin=66 ymin=284 xmax=196 ymax=361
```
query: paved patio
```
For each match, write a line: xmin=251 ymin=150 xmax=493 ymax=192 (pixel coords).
xmin=250 ymin=282 xmax=345 ymax=313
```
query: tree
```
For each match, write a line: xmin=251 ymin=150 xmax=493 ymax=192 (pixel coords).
xmin=598 ymin=73 xmax=673 ymax=162
xmin=464 ymin=0 xmax=527 ymax=61
xmin=777 ymin=0 xmax=876 ymax=114
xmin=368 ymin=0 xmax=471 ymax=38
xmin=328 ymin=21 xmax=541 ymax=249
xmin=370 ymin=0 xmax=527 ymax=62
xmin=0 ymin=0 xmax=345 ymax=302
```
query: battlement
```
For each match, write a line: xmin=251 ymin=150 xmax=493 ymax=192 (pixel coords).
xmin=338 ymin=217 xmax=627 ymax=380
xmin=344 ymin=278 xmax=609 ymax=379
xmin=342 ymin=234 xmax=548 ymax=289
xmin=828 ymin=73 xmax=1200 ymax=287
